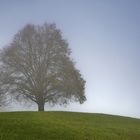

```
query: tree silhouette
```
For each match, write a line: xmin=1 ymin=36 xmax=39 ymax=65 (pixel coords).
xmin=1 ymin=23 xmax=86 ymax=111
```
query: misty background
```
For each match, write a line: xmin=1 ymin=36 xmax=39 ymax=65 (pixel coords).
xmin=0 ymin=0 xmax=140 ymax=118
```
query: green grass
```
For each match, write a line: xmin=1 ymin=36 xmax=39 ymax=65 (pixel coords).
xmin=0 ymin=111 xmax=140 ymax=140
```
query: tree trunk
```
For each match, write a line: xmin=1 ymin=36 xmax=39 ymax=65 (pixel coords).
xmin=38 ymin=102 xmax=45 ymax=111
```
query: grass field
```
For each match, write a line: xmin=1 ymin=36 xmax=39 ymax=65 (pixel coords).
xmin=0 ymin=111 xmax=140 ymax=140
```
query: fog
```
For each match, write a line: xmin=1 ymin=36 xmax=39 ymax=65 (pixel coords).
xmin=0 ymin=0 xmax=140 ymax=118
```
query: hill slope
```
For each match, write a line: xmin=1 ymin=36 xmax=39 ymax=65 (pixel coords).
xmin=0 ymin=111 xmax=140 ymax=140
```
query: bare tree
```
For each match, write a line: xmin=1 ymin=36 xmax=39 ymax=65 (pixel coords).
xmin=1 ymin=23 xmax=86 ymax=111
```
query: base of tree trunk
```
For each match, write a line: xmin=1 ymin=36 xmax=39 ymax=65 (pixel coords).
xmin=38 ymin=103 xmax=45 ymax=111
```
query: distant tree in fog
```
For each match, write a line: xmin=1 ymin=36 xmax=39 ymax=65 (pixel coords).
xmin=1 ymin=23 xmax=86 ymax=111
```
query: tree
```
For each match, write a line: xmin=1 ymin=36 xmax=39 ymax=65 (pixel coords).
xmin=1 ymin=23 xmax=86 ymax=111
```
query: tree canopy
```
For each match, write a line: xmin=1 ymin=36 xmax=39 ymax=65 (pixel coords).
xmin=1 ymin=23 xmax=86 ymax=111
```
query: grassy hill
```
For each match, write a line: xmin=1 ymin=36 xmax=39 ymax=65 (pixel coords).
xmin=0 ymin=111 xmax=140 ymax=140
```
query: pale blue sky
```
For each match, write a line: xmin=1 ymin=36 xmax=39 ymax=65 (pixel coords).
xmin=0 ymin=0 xmax=140 ymax=118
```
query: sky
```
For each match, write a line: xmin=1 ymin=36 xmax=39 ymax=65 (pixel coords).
xmin=0 ymin=0 xmax=140 ymax=118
